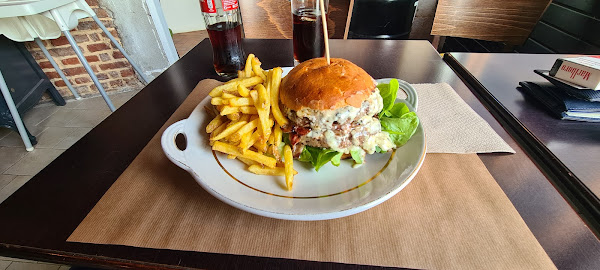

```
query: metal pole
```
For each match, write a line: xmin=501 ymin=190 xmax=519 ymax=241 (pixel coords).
xmin=62 ymin=30 xmax=116 ymax=112
xmin=34 ymin=38 xmax=81 ymax=100
xmin=0 ymin=70 xmax=34 ymax=151
xmin=49 ymin=9 xmax=116 ymax=112
xmin=91 ymin=15 xmax=150 ymax=84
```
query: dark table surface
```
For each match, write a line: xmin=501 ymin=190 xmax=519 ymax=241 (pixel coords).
xmin=445 ymin=52 xmax=600 ymax=236
xmin=0 ymin=40 xmax=599 ymax=269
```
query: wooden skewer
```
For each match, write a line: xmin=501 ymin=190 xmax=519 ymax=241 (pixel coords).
xmin=319 ymin=0 xmax=330 ymax=65
xmin=343 ymin=0 xmax=354 ymax=40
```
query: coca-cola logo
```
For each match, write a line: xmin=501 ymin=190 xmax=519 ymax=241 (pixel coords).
xmin=201 ymin=0 xmax=216 ymax=13
xmin=221 ymin=0 xmax=238 ymax=11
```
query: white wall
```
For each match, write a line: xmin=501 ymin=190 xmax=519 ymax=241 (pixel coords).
xmin=161 ymin=0 xmax=206 ymax=34
xmin=100 ymin=0 xmax=171 ymax=78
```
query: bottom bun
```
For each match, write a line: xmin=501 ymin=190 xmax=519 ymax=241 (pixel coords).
xmin=341 ymin=153 xmax=352 ymax=160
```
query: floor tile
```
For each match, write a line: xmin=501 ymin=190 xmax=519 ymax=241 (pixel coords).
xmin=37 ymin=109 xmax=80 ymax=127
xmin=0 ymin=175 xmax=17 ymax=191
xmin=0 ymin=258 xmax=10 ymax=269
xmin=3 ymin=149 xmax=63 ymax=176
xmin=34 ymin=127 xmax=77 ymax=149
xmin=0 ymin=147 xmax=28 ymax=174
xmin=111 ymin=90 xmax=138 ymax=108
xmin=61 ymin=98 xmax=84 ymax=109
xmin=0 ymin=128 xmax=11 ymax=140
xmin=0 ymin=257 xmax=37 ymax=264
xmin=6 ymin=261 xmax=60 ymax=270
xmin=0 ymin=257 xmax=69 ymax=269
xmin=0 ymin=125 xmax=48 ymax=148
xmin=54 ymin=127 xmax=92 ymax=150
xmin=65 ymin=109 xmax=111 ymax=128
xmin=0 ymin=176 xmax=32 ymax=204
xmin=21 ymin=104 xmax=60 ymax=127
xmin=73 ymin=96 xmax=114 ymax=111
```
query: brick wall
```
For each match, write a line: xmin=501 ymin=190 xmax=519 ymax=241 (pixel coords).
xmin=25 ymin=0 xmax=143 ymax=100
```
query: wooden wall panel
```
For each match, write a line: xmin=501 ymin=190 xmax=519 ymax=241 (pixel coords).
xmin=431 ymin=0 xmax=551 ymax=45
xmin=239 ymin=0 xmax=350 ymax=39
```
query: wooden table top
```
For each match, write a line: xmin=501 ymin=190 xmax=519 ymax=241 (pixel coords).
xmin=444 ymin=52 xmax=600 ymax=237
xmin=0 ymin=40 xmax=598 ymax=269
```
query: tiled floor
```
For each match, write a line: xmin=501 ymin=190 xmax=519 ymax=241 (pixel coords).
xmin=0 ymin=90 xmax=138 ymax=203
xmin=0 ymin=257 xmax=70 ymax=270
xmin=0 ymin=90 xmax=139 ymax=269
xmin=172 ymin=30 xmax=208 ymax=57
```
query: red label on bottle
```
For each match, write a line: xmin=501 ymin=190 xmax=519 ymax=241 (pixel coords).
xmin=221 ymin=0 xmax=238 ymax=11
xmin=200 ymin=0 xmax=216 ymax=13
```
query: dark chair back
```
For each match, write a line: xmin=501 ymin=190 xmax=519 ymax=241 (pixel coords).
xmin=517 ymin=0 xmax=600 ymax=53
xmin=239 ymin=0 xmax=350 ymax=39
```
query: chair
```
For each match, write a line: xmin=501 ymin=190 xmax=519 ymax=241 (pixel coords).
xmin=0 ymin=0 xmax=148 ymax=151
xmin=345 ymin=0 xmax=418 ymax=40
xmin=517 ymin=0 xmax=600 ymax=54
xmin=430 ymin=0 xmax=552 ymax=50
xmin=238 ymin=0 xmax=350 ymax=39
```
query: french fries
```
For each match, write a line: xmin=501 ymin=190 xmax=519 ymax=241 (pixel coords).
xmin=206 ymin=54 xmax=297 ymax=190
xmin=283 ymin=145 xmax=294 ymax=190
xmin=269 ymin=67 xmax=289 ymax=127
xmin=248 ymin=165 xmax=297 ymax=176
xmin=206 ymin=114 xmax=225 ymax=133
xmin=212 ymin=141 xmax=276 ymax=168
xmin=208 ymin=76 xmax=264 ymax=97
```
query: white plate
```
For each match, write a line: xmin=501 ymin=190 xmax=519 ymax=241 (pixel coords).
xmin=161 ymin=78 xmax=426 ymax=220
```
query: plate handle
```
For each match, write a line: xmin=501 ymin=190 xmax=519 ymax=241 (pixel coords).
xmin=398 ymin=80 xmax=418 ymax=111
xmin=161 ymin=120 xmax=190 ymax=170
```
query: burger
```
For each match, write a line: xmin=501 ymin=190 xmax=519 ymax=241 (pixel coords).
xmin=280 ymin=58 xmax=415 ymax=170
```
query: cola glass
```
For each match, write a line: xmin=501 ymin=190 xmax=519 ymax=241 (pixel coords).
xmin=291 ymin=0 xmax=328 ymax=64
xmin=201 ymin=0 xmax=246 ymax=78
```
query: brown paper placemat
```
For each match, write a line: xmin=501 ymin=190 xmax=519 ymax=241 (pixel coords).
xmin=68 ymin=80 xmax=555 ymax=270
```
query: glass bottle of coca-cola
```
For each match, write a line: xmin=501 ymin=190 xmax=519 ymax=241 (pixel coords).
xmin=200 ymin=0 xmax=246 ymax=79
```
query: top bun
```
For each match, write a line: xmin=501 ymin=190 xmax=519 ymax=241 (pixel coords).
xmin=280 ymin=58 xmax=376 ymax=111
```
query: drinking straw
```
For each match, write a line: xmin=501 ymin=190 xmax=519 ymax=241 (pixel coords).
xmin=343 ymin=0 xmax=354 ymax=39
xmin=319 ymin=0 xmax=330 ymax=65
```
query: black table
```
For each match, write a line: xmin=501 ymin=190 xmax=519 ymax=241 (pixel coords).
xmin=0 ymin=40 xmax=599 ymax=269
xmin=444 ymin=52 xmax=600 ymax=237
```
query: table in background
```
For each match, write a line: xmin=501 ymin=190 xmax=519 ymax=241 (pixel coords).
xmin=444 ymin=52 xmax=600 ymax=237
xmin=0 ymin=40 xmax=599 ymax=269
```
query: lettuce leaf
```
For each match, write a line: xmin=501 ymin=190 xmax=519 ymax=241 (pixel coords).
xmin=376 ymin=79 xmax=419 ymax=148
xmin=380 ymin=112 xmax=419 ymax=147
xmin=331 ymin=152 xmax=343 ymax=166
xmin=386 ymin=102 xmax=410 ymax=118
xmin=350 ymin=148 xmax=364 ymax=164
xmin=299 ymin=146 xmax=343 ymax=171
xmin=378 ymin=79 xmax=399 ymax=118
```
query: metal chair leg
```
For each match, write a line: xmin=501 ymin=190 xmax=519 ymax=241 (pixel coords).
xmin=62 ymin=30 xmax=116 ymax=112
xmin=49 ymin=9 xmax=115 ymax=112
xmin=0 ymin=70 xmax=34 ymax=151
xmin=34 ymin=38 xmax=81 ymax=100
xmin=92 ymin=15 xmax=150 ymax=84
